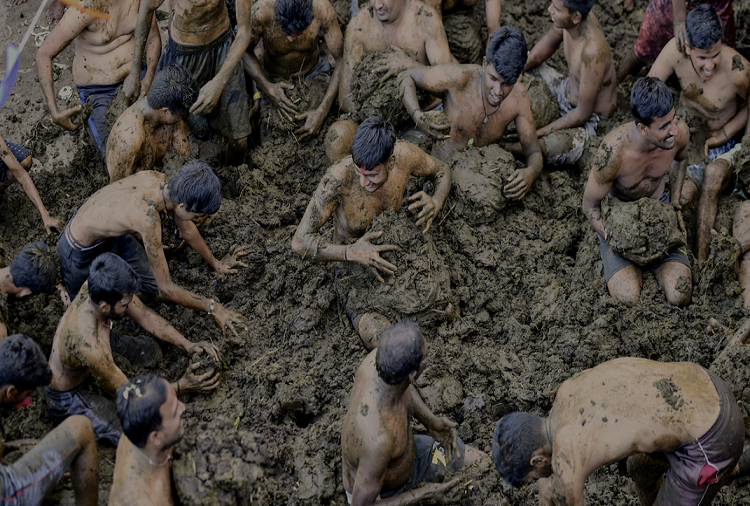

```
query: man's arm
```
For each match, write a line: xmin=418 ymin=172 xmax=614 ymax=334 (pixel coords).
xmin=486 ymin=0 xmax=502 ymax=35
xmin=124 ymin=0 xmax=164 ymax=103
xmin=78 ymin=336 xmax=129 ymax=394
xmin=173 ymin=214 xmax=246 ymax=274
xmin=141 ymin=12 xmax=162 ymax=96
xmin=400 ymin=65 xmax=459 ymax=139
xmin=672 ymin=0 xmax=687 ymax=56
xmin=582 ymin=140 xmax=619 ymax=237
xmin=406 ymin=143 xmax=451 ymax=232
xmin=423 ymin=11 xmax=457 ymax=66
xmin=410 ymin=387 xmax=460 ymax=462
xmin=647 ymin=41 xmax=678 ymax=83
xmin=505 ymin=83 xmax=544 ymax=199
xmin=524 ymin=27 xmax=563 ymax=73
xmin=339 ymin=15 xmax=366 ymax=113
xmin=671 ymin=121 xmax=689 ymax=207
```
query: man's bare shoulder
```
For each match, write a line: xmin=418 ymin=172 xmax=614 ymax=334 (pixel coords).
xmin=315 ymin=160 xmax=350 ymax=203
xmin=111 ymin=105 xmax=146 ymax=137
xmin=250 ymin=0 xmax=274 ymax=27
xmin=347 ymin=4 xmax=376 ymax=38
xmin=590 ymin=124 xmax=629 ymax=179
xmin=728 ymin=47 xmax=750 ymax=88
xmin=581 ymin=20 xmax=612 ymax=64
xmin=313 ymin=0 xmax=338 ymax=23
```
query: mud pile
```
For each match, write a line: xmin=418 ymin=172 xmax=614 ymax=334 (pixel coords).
xmin=525 ymin=75 xmax=560 ymax=130
xmin=676 ymin=104 xmax=710 ymax=167
xmin=602 ymin=197 xmax=686 ymax=263
xmin=734 ymin=134 xmax=750 ymax=188
xmin=443 ymin=13 xmax=483 ymax=64
xmin=331 ymin=0 xmax=352 ymax=33
xmin=259 ymin=74 xmax=331 ymax=137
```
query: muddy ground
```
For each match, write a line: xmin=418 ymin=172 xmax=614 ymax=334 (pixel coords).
xmin=3 ymin=0 xmax=750 ymax=505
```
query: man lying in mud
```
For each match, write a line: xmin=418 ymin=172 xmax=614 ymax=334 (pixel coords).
xmin=241 ymin=0 xmax=344 ymax=142
xmin=492 ymin=357 xmax=746 ymax=506
xmin=342 ymin=322 xmax=485 ymax=505
xmin=36 ymin=0 xmax=162 ymax=158
xmin=108 ymin=373 xmax=185 ymax=506
xmin=648 ymin=5 xmax=750 ymax=262
xmin=0 ymin=334 xmax=99 ymax=506
xmin=57 ymin=161 xmax=248 ymax=333
xmin=0 ymin=133 xmax=63 ymax=235
xmin=325 ymin=0 xmax=455 ymax=164
xmin=128 ymin=0 xmax=252 ymax=165
xmin=400 ymin=27 xmax=543 ymax=199
xmin=582 ymin=77 xmax=691 ymax=308
xmin=514 ymin=0 xmax=616 ymax=166
xmin=47 ymin=253 xmax=221 ymax=445
xmin=292 ymin=116 xmax=450 ymax=348
xmin=106 ymin=65 xmax=197 ymax=184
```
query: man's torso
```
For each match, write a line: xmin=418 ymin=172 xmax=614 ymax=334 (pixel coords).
xmin=169 ymin=0 xmax=230 ymax=46
xmin=259 ymin=0 xmax=323 ymax=78
xmin=108 ymin=108 xmax=176 ymax=175
xmin=109 ymin=437 xmax=175 ymax=506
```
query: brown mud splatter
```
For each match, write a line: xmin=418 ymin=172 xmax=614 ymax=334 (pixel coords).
xmin=525 ymin=75 xmax=561 ymax=131
xmin=653 ymin=378 xmax=684 ymax=410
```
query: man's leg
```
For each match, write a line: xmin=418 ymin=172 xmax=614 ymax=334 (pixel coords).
xmin=695 ymin=159 xmax=733 ymax=261
xmin=733 ymin=201 xmax=750 ymax=310
xmin=64 ymin=416 xmax=100 ymax=506
xmin=653 ymin=260 xmax=692 ymax=307
xmin=627 ymin=453 xmax=670 ymax=506
xmin=325 ymin=119 xmax=358 ymax=166
xmin=617 ymin=49 xmax=646 ymax=84
xmin=607 ymin=265 xmax=643 ymax=307
xmin=114 ymin=234 xmax=159 ymax=297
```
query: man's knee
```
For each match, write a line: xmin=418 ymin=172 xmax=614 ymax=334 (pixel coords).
xmin=703 ymin=159 xmax=731 ymax=192
xmin=664 ymin=276 xmax=692 ymax=307
xmin=61 ymin=415 xmax=95 ymax=446
xmin=607 ymin=266 xmax=642 ymax=307
xmin=657 ymin=263 xmax=692 ymax=307
xmin=325 ymin=120 xmax=357 ymax=166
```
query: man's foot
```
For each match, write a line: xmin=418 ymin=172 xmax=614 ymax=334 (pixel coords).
xmin=110 ymin=330 xmax=163 ymax=368
xmin=46 ymin=0 xmax=65 ymax=24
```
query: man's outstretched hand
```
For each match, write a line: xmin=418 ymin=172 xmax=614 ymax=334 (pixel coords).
xmin=179 ymin=362 xmax=220 ymax=394
xmin=408 ymin=191 xmax=441 ymax=233
xmin=347 ymin=231 xmax=398 ymax=283
xmin=212 ymin=303 xmax=248 ymax=337
xmin=216 ymin=245 xmax=250 ymax=274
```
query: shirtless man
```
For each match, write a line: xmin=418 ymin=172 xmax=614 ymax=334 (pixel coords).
xmin=521 ymin=0 xmax=617 ymax=166
xmin=0 ymin=133 xmax=63 ymax=235
xmin=242 ymin=0 xmax=344 ymax=142
xmin=583 ymin=77 xmax=690 ymax=307
xmin=46 ymin=253 xmax=220 ymax=445
xmin=342 ymin=322 xmax=484 ymax=505
xmin=400 ymin=27 xmax=543 ymax=199
xmin=0 ymin=334 xmax=99 ymax=506
xmin=36 ymin=0 xmax=162 ymax=158
xmin=108 ymin=374 xmax=185 ymax=506
xmin=325 ymin=0 xmax=455 ymax=165
xmin=648 ymin=5 xmax=750 ymax=262
xmin=292 ymin=117 xmax=450 ymax=347
xmin=106 ymin=65 xmax=197 ymax=183
xmin=491 ymin=357 xmax=744 ymax=506
xmin=56 ymin=162 xmax=248 ymax=333
xmin=128 ymin=0 xmax=252 ymax=165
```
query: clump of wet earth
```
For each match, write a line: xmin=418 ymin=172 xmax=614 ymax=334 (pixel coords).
xmin=443 ymin=13 xmax=483 ymax=64
xmin=259 ymin=74 xmax=331 ymax=138
xmin=525 ymin=74 xmax=561 ymax=131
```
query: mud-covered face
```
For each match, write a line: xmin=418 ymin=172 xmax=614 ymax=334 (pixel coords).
xmin=372 ymin=0 xmax=404 ymax=23
xmin=354 ymin=160 xmax=390 ymax=193
xmin=641 ymin=109 xmax=677 ymax=150
xmin=173 ymin=204 xmax=205 ymax=224
xmin=548 ymin=0 xmax=574 ymax=28
xmin=686 ymin=41 xmax=722 ymax=81
xmin=483 ymin=60 xmax=515 ymax=107
xmin=103 ymin=293 xmax=134 ymax=321
xmin=158 ymin=381 xmax=186 ymax=450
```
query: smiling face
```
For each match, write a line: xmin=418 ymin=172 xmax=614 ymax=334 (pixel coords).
xmin=354 ymin=160 xmax=391 ymax=193
xmin=639 ymin=108 xmax=678 ymax=150
xmin=686 ymin=40 xmax=722 ymax=81
xmin=483 ymin=60 xmax=515 ymax=108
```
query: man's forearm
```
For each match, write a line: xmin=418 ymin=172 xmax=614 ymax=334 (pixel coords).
xmin=432 ymin=165 xmax=451 ymax=208
xmin=131 ymin=0 xmax=160 ymax=77
xmin=142 ymin=17 xmax=162 ymax=90
xmin=584 ymin=201 xmax=605 ymax=237
xmin=524 ymin=148 xmax=544 ymax=177
xmin=670 ymin=160 xmax=686 ymax=205
xmin=400 ymin=75 xmax=421 ymax=119
xmin=410 ymin=386 xmax=436 ymax=428
xmin=539 ymin=107 xmax=589 ymax=136
xmin=672 ymin=0 xmax=686 ymax=22
xmin=213 ymin=29 xmax=252 ymax=88
xmin=317 ymin=61 xmax=342 ymax=115
xmin=184 ymin=231 xmax=221 ymax=270
xmin=159 ymin=280 xmax=214 ymax=313
xmin=37 ymin=62 xmax=60 ymax=116
xmin=242 ymin=51 xmax=272 ymax=93
xmin=292 ymin=232 xmax=349 ymax=262
xmin=12 ymin=168 xmax=54 ymax=222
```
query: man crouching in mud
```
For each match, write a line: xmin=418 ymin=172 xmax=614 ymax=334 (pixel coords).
xmin=400 ymin=26 xmax=543 ymax=199
xmin=292 ymin=116 xmax=451 ymax=349
xmin=582 ymin=77 xmax=691 ymax=308
xmin=492 ymin=357 xmax=749 ymax=506
xmin=47 ymin=253 xmax=220 ymax=445
xmin=342 ymin=322 xmax=485 ymax=505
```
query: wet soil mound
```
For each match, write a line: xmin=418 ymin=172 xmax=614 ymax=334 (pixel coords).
xmin=676 ymin=104 xmax=710 ymax=167
xmin=711 ymin=342 xmax=750 ymax=436
xmin=331 ymin=0 xmax=352 ymax=32
xmin=443 ymin=13 xmax=482 ymax=64
xmin=602 ymin=197 xmax=686 ymax=264
xmin=733 ymin=134 xmax=750 ymax=189
xmin=260 ymin=74 xmax=331 ymax=137
xmin=525 ymin=75 xmax=560 ymax=130
xmin=449 ymin=145 xmax=516 ymax=225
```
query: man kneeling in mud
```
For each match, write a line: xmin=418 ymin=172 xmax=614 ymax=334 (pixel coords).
xmin=0 ymin=334 xmax=99 ymax=506
xmin=342 ymin=322 xmax=485 ymax=505
xmin=582 ymin=77 xmax=691 ymax=307
xmin=108 ymin=374 xmax=185 ymax=506
xmin=492 ymin=357 xmax=748 ymax=506
xmin=292 ymin=116 xmax=451 ymax=349
xmin=400 ymin=26 xmax=543 ymax=199
xmin=46 ymin=253 xmax=220 ymax=445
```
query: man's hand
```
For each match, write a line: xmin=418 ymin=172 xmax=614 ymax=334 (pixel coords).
xmin=347 ymin=231 xmax=398 ymax=283
xmin=43 ymin=215 xmax=64 ymax=236
xmin=407 ymin=191 xmax=441 ymax=233
xmin=414 ymin=110 xmax=451 ymax=140
xmin=51 ymin=105 xmax=83 ymax=131
xmin=179 ymin=362 xmax=220 ymax=394
xmin=190 ymin=78 xmax=226 ymax=116
xmin=504 ymin=167 xmax=537 ymax=199
xmin=185 ymin=341 xmax=221 ymax=363
xmin=263 ymin=81 xmax=298 ymax=122
xmin=674 ymin=22 xmax=687 ymax=56
xmin=705 ymin=128 xmax=729 ymax=156
xmin=427 ymin=416 xmax=460 ymax=463
xmin=372 ymin=50 xmax=418 ymax=82
xmin=212 ymin=302 xmax=248 ymax=337
xmin=123 ymin=72 xmax=142 ymax=106
xmin=216 ymin=245 xmax=249 ymax=274
xmin=621 ymin=246 xmax=665 ymax=265
xmin=409 ymin=479 xmax=461 ymax=504
xmin=294 ymin=108 xmax=327 ymax=142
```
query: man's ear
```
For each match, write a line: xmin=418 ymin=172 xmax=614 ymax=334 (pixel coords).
xmin=571 ymin=11 xmax=582 ymax=25
xmin=159 ymin=107 xmax=171 ymax=118
xmin=0 ymin=385 xmax=17 ymax=405
xmin=530 ymin=450 xmax=551 ymax=468
xmin=15 ymin=287 xmax=32 ymax=298
xmin=98 ymin=300 xmax=111 ymax=314
xmin=146 ymin=428 xmax=163 ymax=449
xmin=684 ymin=42 xmax=691 ymax=56
xmin=636 ymin=122 xmax=647 ymax=136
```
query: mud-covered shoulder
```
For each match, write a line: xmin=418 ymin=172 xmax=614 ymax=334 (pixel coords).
xmin=250 ymin=0 xmax=274 ymax=25
xmin=591 ymin=126 xmax=627 ymax=180
xmin=315 ymin=162 xmax=348 ymax=207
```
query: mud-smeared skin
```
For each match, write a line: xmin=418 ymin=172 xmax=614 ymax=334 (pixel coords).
xmin=734 ymin=134 xmax=750 ymax=188
xmin=733 ymin=55 xmax=746 ymax=72
xmin=260 ymin=75 xmax=331 ymax=136
xmin=525 ymin=75 xmax=561 ymax=131
xmin=675 ymin=104 xmax=711 ymax=167
xmin=653 ymin=378 xmax=684 ymax=410
xmin=443 ymin=14 xmax=483 ymax=65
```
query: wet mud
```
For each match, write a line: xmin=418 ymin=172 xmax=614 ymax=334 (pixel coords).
xmin=676 ymin=104 xmax=710 ymax=167
xmin=259 ymin=75 xmax=331 ymax=138
xmin=443 ymin=13 xmax=483 ymax=64
xmin=524 ymin=75 xmax=560 ymax=131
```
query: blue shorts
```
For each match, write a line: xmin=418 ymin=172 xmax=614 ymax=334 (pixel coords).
xmin=0 ymin=141 xmax=30 ymax=182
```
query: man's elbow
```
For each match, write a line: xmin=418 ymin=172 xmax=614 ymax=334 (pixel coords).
xmin=291 ymin=234 xmax=307 ymax=258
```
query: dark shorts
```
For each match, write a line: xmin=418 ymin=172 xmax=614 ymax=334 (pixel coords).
xmin=0 ymin=141 xmax=30 ymax=183
xmin=45 ymin=386 xmax=122 ymax=447
xmin=0 ymin=424 xmax=79 ymax=505
xmin=158 ymin=30 xmax=251 ymax=140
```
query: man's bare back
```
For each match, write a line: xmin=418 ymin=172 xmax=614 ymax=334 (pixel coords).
xmin=109 ymin=437 xmax=175 ymax=506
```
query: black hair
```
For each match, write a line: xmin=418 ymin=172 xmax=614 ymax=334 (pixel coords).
xmin=9 ymin=241 xmax=57 ymax=295
xmin=351 ymin=116 xmax=396 ymax=172
xmin=274 ymin=0 xmax=314 ymax=36
xmin=686 ymin=4 xmax=723 ymax=50
xmin=147 ymin=65 xmax=199 ymax=115
xmin=630 ymin=76 xmax=674 ymax=127
xmin=486 ymin=27 xmax=528 ymax=85
xmin=375 ymin=322 xmax=424 ymax=385
xmin=562 ymin=0 xmax=594 ymax=20
xmin=492 ymin=412 xmax=548 ymax=487
xmin=88 ymin=253 xmax=141 ymax=306
xmin=0 ymin=334 xmax=52 ymax=392
xmin=167 ymin=160 xmax=222 ymax=215
xmin=116 ymin=374 xmax=168 ymax=448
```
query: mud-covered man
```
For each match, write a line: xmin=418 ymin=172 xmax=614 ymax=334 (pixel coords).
xmin=325 ymin=0 xmax=455 ymax=164
xmin=582 ymin=77 xmax=690 ymax=308
xmin=520 ymin=0 xmax=616 ymax=166
xmin=492 ymin=357 xmax=745 ymax=506
xmin=342 ymin=322 xmax=484 ymax=505
xmin=57 ymin=162 xmax=248 ymax=333
xmin=292 ymin=117 xmax=450 ymax=347
xmin=106 ymin=65 xmax=197 ymax=184
xmin=36 ymin=0 xmax=162 ymax=158
xmin=128 ymin=0 xmax=252 ymax=165
xmin=400 ymin=27 xmax=543 ymax=199
xmin=0 ymin=334 xmax=99 ymax=506
xmin=108 ymin=374 xmax=185 ymax=506
xmin=242 ymin=0 xmax=344 ymax=142
xmin=648 ymin=5 xmax=750 ymax=262
xmin=47 ymin=253 xmax=221 ymax=445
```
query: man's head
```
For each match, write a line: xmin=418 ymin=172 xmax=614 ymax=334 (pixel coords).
xmin=685 ymin=5 xmax=723 ymax=81
xmin=116 ymin=374 xmax=185 ymax=450
xmin=8 ymin=241 xmax=57 ymax=297
xmin=375 ymin=322 xmax=427 ymax=386
xmin=371 ymin=0 xmax=405 ymax=24
xmin=631 ymin=77 xmax=677 ymax=150
xmin=484 ymin=27 xmax=528 ymax=106
xmin=274 ymin=0 xmax=314 ymax=40
xmin=88 ymin=253 xmax=140 ymax=321
xmin=548 ymin=0 xmax=593 ymax=28
xmin=351 ymin=116 xmax=396 ymax=193
xmin=492 ymin=412 xmax=552 ymax=487
xmin=0 ymin=334 xmax=52 ymax=410
xmin=167 ymin=160 xmax=222 ymax=217
xmin=146 ymin=65 xmax=199 ymax=124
